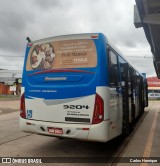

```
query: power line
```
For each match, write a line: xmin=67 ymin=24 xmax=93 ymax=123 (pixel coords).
xmin=0 ymin=65 xmax=23 ymax=66
xmin=0 ymin=55 xmax=24 ymax=57
xmin=121 ymin=51 xmax=151 ymax=52
xmin=127 ymin=56 xmax=152 ymax=58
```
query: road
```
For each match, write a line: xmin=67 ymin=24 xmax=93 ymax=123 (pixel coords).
xmin=0 ymin=99 xmax=158 ymax=166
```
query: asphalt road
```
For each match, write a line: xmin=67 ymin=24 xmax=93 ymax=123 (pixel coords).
xmin=0 ymin=99 xmax=155 ymax=166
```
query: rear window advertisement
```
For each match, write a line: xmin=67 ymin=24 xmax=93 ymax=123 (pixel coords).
xmin=26 ymin=39 xmax=97 ymax=71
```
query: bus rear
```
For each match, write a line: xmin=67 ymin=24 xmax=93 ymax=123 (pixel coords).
xmin=20 ymin=33 xmax=109 ymax=142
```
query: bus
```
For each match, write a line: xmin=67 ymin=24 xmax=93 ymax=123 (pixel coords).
xmin=20 ymin=33 xmax=148 ymax=142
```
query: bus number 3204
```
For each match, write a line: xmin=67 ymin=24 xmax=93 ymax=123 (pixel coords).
xmin=63 ymin=105 xmax=90 ymax=109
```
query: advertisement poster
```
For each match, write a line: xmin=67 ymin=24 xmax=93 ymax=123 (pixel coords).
xmin=26 ymin=39 xmax=97 ymax=71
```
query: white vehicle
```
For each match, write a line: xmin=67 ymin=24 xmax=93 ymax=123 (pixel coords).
xmin=20 ymin=33 xmax=148 ymax=142
xmin=148 ymin=93 xmax=160 ymax=99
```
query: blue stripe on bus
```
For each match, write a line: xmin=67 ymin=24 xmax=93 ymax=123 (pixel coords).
xmin=24 ymin=86 xmax=96 ymax=100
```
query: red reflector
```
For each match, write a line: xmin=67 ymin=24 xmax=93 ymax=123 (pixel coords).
xmin=82 ymin=128 xmax=89 ymax=130
xmin=26 ymin=122 xmax=31 ymax=125
xmin=91 ymin=36 xmax=98 ymax=38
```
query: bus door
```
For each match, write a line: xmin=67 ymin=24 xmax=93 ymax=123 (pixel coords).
xmin=135 ymin=74 xmax=140 ymax=119
xmin=119 ymin=62 xmax=130 ymax=134
xmin=139 ymin=77 xmax=144 ymax=116
xmin=144 ymin=79 xmax=148 ymax=107
xmin=129 ymin=67 xmax=135 ymax=128
xmin=108 ymin=49 xmax=122 ymax=137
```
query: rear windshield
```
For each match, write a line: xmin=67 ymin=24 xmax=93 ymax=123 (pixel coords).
xmin=26 ymin=39 xmax=97 ymax=71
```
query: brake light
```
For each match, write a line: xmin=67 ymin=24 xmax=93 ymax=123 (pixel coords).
xmin=92 ymin=94 xmax=104 ymax=124
xmin=20 ymin=93 xmax=26 ymax=118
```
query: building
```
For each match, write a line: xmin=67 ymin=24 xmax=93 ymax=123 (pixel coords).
xmin=147 ymin=76 xmax=160 ymax=99
xmin=0 ymin=70 xmax=22 ymax=95
xmin=134 ymin=0 xmax=160 ymax=78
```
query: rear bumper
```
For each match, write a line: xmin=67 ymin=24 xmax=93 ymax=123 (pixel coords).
xmin=19 ymin=116 xmax=109 ymax=142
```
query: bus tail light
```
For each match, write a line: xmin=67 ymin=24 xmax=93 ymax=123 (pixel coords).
xmin=20 ymin=93 xmax=26 ymax=118
xmin=92 ymin=94 xmax=104 ymax=124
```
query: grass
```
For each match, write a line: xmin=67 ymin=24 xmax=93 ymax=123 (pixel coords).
xmin=0 ymin=95 xmax=20 ymax=101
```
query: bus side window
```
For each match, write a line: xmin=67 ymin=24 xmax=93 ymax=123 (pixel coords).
xmin=109 ymin=51 xmax=118 ymax=87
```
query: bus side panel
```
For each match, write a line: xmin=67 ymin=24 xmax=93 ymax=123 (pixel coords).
xmin=87 ymin=86 xmax=109 ymax=142
xmin=108 ymin=88 xmax=123 ymax=140
xmin=87 ymin=86 xmax=123 ymax=142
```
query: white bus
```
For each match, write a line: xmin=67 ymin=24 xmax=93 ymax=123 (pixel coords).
xmin=20 ymin=33 xmax=148 ymax=142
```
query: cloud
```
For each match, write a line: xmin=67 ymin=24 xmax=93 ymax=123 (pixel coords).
xmin=0 ymin=0 xmax=156 ymax=75
xmin=128 ymin=56 xmax=155 ymax=76
xmin=0 ymin=0 xmax=35 ymax=54
xmin=33 ymin=0 xmax=70 ymax=10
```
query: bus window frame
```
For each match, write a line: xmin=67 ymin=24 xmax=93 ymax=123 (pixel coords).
xmin=108 ymin=48 xmax=119 ymax=88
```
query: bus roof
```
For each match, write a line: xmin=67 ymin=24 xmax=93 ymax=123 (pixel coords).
xmin=29 ymin=33 xmax=100 ymax=46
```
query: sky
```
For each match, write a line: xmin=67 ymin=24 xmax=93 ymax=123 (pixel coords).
xmin=0 ymin=0 xmax=156 ymax=76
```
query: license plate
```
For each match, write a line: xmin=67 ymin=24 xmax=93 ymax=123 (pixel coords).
xmin=48 ymin=127 xmax=63 ymax=134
